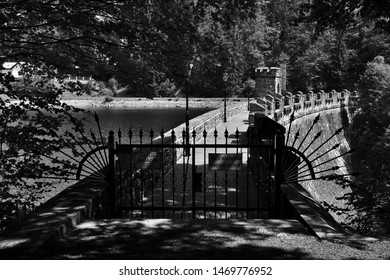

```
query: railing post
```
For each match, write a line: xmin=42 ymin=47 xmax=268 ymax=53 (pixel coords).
xmin=316 ymin=91 xmax=320 ymax=108
xmin=107 ymin=130 xmax=117 ymax=218
xmin=286 ymin=92 xmax=293 ymax=115
xmin=298 ymin=91 xmax=304 ymax=112
xmin=320 ymin=90 xmax=326 ymax=108
xmin=191 ymin=131 xmax=196 ymax=219
xmin=330 ymin=90 xmax=336 ymax=106
xmin=309 ymin=91 xmax=315 ymax=110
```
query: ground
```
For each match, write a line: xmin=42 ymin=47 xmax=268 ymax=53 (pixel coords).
xmin=32 ymin=219 xmax=390 ymax=260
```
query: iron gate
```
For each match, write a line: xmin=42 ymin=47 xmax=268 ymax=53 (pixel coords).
xmin=106 ymin=125 xmax=284 ymax=219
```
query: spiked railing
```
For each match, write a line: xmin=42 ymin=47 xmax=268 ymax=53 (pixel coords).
xmin=281 ymin=110 xmax=359 ymax=185
xmin=108 ymin=123 xmax=277 ymax=219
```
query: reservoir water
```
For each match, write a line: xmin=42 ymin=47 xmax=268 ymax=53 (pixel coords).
xmin=79 ymin=107 xmax=214 ymax=142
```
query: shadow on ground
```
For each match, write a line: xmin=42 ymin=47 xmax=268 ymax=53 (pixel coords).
xmin=31 ymin=219 xmax=313 ymax=260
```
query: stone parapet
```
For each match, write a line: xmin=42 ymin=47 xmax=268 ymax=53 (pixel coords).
xmin=249 ymin=90 xmax=359 ymax=126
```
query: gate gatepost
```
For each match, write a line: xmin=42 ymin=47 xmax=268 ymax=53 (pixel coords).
xmin=252 ymin=113 xmax=286 ymax=218
xmin=274 ymin=129 xmax=285 ymax=217
xmin=107 ymin=130 xmax=118 ymax=218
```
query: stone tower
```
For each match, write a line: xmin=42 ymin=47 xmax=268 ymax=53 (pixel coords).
xmin=254 ymin=65 xmax=287 ymax=100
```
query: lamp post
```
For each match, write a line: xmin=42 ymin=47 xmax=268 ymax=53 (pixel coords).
xmin=185 ymin=63 xmax=193 ymax=157
xmin=223 ymin=73 xmax=228 ymax=123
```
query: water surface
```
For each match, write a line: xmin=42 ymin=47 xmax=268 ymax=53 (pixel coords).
xmin=79 ymin=107 xmax=214 ymax=143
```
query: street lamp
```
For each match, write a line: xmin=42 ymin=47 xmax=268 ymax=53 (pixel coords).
xmin=223 ymin=72 xmax=228 ymax=123
xmin=184 ymin=63 xmax=193 ymax=157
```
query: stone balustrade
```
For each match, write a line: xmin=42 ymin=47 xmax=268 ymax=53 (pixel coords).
xmin=249 ymin=89 xmax=359 ymax=126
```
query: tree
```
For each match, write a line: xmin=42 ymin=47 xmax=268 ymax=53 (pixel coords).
xmin=0 ymin=63 xmax=85 ymax=229
xmin=192 ymin=2 xmax=266 ymax=97
xmin=359 ymin=0 xmax=390 ymax=33
xmin=305 ymin=0 xmax=390 ymax=34
xmin=344 ymin=56 xmax=390 ymax=233
xmin=352 ymin=56 xmax=390 ymax=154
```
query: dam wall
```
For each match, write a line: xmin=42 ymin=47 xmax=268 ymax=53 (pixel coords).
xmin=286 ymin=107 xmax=355 ymax=225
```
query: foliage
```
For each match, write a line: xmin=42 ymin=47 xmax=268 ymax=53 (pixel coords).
xmin=0 ymin=63 xmax=84 ymax=229
xmin=1 ymin=0 xmax=389 ymax=96
xmin=353 ymin=56 xmax=390 ymax=147
xmin=358 ymin=56 xmax=390 ymax=94
xmin=152 ymin=79 xmax=177 ymax=97
xmin=184 ymin=1 xmax=265 ymax=97
xmin=340 ymin=57 xmax=390 ymax=234
xmin=357 ymin=0 xmax=390 ymax=33
xmin=301 ymin=0 xmax=358 ymax=33
xmin=305 ymin=0 xmax=390 ymax=34
xmin=241 ymin=78 xmax=256 ymax=97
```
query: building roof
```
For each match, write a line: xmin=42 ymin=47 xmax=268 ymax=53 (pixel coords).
xmin=1 ymin=62 xmax=22 ymax=70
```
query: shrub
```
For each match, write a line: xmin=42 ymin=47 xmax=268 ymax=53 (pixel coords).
xmin=241 ymin=78 xmax=256 ymax=97
xmin=98 ymin=87 xmax=114 ymax=97
xmin=104 ymin=96 xmax=114 ymax=103
xmin=153 ymin=78 xmax=177 ymax=97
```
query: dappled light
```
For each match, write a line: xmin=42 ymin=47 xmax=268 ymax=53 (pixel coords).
xmin=33 ymin=219 xmax=313 ymax=260
xmin=29 ymin=218 xmax=390 ymax=260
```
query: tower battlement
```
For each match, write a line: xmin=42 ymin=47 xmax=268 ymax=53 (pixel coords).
xmin=254 ymin=65 xmax=286 ymax=100
xmin=255 ymin=67 xmax=282 ymax=77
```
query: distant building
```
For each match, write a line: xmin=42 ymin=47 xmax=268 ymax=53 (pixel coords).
xmin=1 ymin=62 xmax=24 ymax=78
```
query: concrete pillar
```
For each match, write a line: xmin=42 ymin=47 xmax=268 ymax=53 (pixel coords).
xmin=285 ymin=92 xmax=293 ymax=115
xmin=331 ymin=89 xmax=337 ymax=105
xmin=320 ymin=90 xmax=326 ymax=107
xmin=281 ymin=63 xmax=287 ymax=93
xmin=297 ymin=91 xmax=304 ymax=111
xmin=249 ymin=101 xmax=266 ymax=126
xmin=309 ymin=90 xmax=315 ymax=110
xmin=280 ymin=95 xmax=285 ymax=117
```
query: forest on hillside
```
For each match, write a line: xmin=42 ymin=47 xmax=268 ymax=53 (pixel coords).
xmin=1 ymin=0 xmax=390 ymax=97
xmin=1 ymin=0 xmax=390 ymax=234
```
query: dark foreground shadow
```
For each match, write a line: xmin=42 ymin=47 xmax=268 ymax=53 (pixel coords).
xmin=31 ymin=219 xmax=312 ymax=260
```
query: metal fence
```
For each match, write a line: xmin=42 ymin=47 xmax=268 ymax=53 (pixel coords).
xmin=106 ymin=126 xmax=285 ymax=219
